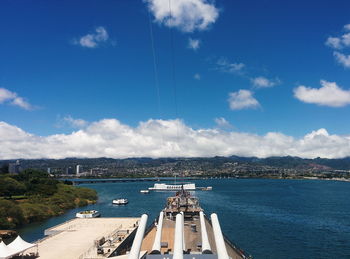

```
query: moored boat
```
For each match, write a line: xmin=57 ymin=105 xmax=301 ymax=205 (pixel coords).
xmin=112 ymin=198 xmax=128 ymax=205
xmin=75 ymin=210 xmax=100 ymax=218
xmin=148 ymin=182 xmax=196 ymax=191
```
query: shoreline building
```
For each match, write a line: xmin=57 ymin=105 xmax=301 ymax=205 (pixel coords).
xmin=76 ymin=165 xmax=81 ymax=174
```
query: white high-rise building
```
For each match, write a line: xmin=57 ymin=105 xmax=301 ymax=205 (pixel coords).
xmin=76 ymin=165 xmax=81 ymax=174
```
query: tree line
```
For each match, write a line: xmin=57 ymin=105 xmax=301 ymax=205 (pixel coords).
xmin=0 ymin=169 xmax=97 ymax=229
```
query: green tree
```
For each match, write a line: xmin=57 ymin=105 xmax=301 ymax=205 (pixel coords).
xmin=0 ymin=177 xmax=26 ymax=198
xmin=19 ymin=203 xmax=49 ymax=222
xmin=0 ymin=169 xmax=97 ymax=228
xmin=15 ymin=169 xmax=58 ymax=196
xmin=74 ymin=187 xmax=98 ymax=200
xmin=15 ymin=168 xmax=51 ymax=182
xmin=0 ymin=163 xmax=9 ymax=174
xmin=0 ymin=199 xmax=24 ymax=229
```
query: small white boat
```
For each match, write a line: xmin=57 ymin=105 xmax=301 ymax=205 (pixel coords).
xmin=75 ymin=210 xmax=100 ymax=218
xmin=112 ymin=198 xmax=128 ymax=205
xmin=140 ymin=190 xmax=150 ymax=194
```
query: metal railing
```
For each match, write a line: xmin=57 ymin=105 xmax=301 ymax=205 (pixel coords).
xmin=77 ymin=224 xmax=124 ymax=259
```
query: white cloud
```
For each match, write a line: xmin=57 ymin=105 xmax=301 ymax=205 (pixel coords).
xmin=325 ymin=32 xmax=350 ymax=49
xmin=188 ymin=38 xmax=201 ymax=50
xmin=325 ymin=24 xmax=350 ymax=68
xmin=216 ymin=58 xmax=245 ymax=74
xmin=145 ymin=0 xmax=219 ymax=32
xmin=0 ymin=88 xmax=33 ymax=110
xmin=342 ymin=33 xmax=350 ymax=46
xmin=0 ymin=88 xmax=16 ymax=102
xmin=194 ymin=73 xmax=201 ymax=80
xmin=325 ymin=37 xmax=342 ymax=49
xmin=334 ymin=51 xmax=350 ymax=68
xmin=74 ymin=26 xmax=109 ymax=48
xmin=12 ymin=97 xmax=32 ymax=110
xmin=63 ymin=116 xmax=89 ymax=128
xmin=251 ymin=76 xmax=280 ymax=88
xmin=294 ymin=80 xmax=350 ymax=107
xmin=1 ymin=119 xmax=350 ymax=159
xmin=228 ymin=90 xmax=260 ymax=110
xmin=214 ymin=117 xmax=233 ymax=129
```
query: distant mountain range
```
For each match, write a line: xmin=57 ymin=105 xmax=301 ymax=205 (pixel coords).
xmin=1 ymin=156 xmax=350 ymax=171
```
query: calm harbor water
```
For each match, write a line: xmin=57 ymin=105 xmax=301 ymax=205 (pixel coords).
xmin=19 ymin=179 xmax=350 ymax=258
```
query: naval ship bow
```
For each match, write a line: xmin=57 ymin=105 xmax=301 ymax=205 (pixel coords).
xmin=122 ymin=186 xmax=251 ymax=259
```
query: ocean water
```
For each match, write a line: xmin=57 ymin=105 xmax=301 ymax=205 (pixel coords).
xmin=19 ymin=179 xmax=350 ymax=258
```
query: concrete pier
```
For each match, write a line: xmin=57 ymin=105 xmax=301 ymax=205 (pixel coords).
xmin=29 ymin=217 xmax=140 ymax=259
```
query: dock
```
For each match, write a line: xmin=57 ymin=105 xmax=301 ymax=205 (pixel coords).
xmin=29 ymin=217 xmax=140 ymax=259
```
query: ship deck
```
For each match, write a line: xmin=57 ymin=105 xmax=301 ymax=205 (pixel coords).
xmin=141 ymin=215 xmax=245 ymax=259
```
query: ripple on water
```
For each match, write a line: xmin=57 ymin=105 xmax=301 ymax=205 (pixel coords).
xmin=18 ymin=179 xmax=350 ymax=259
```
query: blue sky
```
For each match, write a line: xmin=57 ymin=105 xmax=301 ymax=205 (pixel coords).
xmin=1 ymin=0 xmax=350 ymax=159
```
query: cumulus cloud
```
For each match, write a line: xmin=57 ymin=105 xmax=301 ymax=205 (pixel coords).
xmin=294 ymin=80 xmax=350 ymax=107
xmin=251 ymin=76 xmax=280 ymax=88
xmin=63 ymin=116 xmax=88 ymax=128
xmin=145 ymin=0 xmax=219 ymax=32
xmin=0 ymin=88 xmax=16 ymax=102
xmin=55 ymin=115 xmax=89 ymax=129
xmin=0 ymin=88 xmax=33 ymax=110
xmin=325 ymin=36 xmax=343 ymax=49
xmin=325 ymin=24 xmax=350 ymax=68
xmin=188 ymin=38 xmax=200 ymax=50
xmin=74 ymin=27 xmax=109 ymax=48
xmin=1 ymin=119 xmax=350 ymax=159
xmin=214 ymin=117 xmax=233 ymax=129
xmin=228 ymin=90 xmax=260 ymax=110
xmin=216 ymin=58 xmax=245 ymax=74
xmin=334 ymin=51 xmax=350 ymax=68
xmin=325 ymin=32 xmax=350 ymax=50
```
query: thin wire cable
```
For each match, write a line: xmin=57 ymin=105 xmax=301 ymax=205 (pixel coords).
xmin=148 ymin=9 xmax=161 ymax=119
xmin=168 ymin=0 xmax=183 ymax=180
xmin=148 ymin=7 xmax=165 ymax=152
xmin=168 ymin=0 xmax=179 ymax=121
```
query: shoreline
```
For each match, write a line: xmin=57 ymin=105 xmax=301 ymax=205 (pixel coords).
xmin=62 ymin=175 xmax=350 ymax=183
xmin=301 ymin=176 xmax=350 ymax=182
xmin=60 ymin=175 xmax=350 ymax=186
